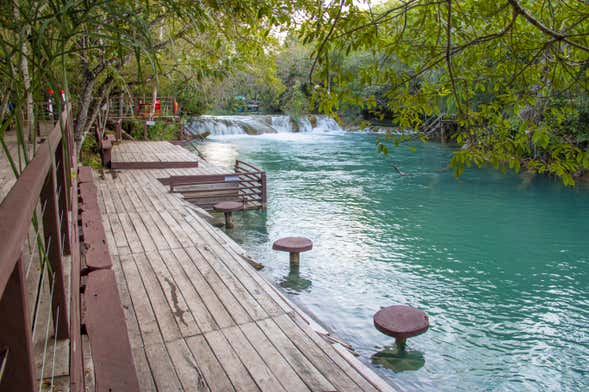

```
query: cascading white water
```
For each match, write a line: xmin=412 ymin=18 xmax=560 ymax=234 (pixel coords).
xmin=186 ymin=114 xmax=342 ymax=136
xmin=270 ymin=116 xmax=292 ymax=133
xmin=314 ymin=116 xmax=341 ymax=131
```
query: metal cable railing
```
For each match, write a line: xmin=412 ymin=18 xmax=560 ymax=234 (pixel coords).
xmin=0 ymin=107 xmax=82 ymax=391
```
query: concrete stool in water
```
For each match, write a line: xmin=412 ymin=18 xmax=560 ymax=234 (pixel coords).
xmin=272 ymin=237 xmax=313 ymax=266
xmin=373 ymin=305 xmax=429 ymax=351
xmin=213 ymin=201 xmax=243 ymax=229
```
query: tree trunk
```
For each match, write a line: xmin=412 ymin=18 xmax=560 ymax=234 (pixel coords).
xmin=75 ymin=76 xmax=97 ymax=140
xmin=14 ymin=1 xmax=34 ymax=143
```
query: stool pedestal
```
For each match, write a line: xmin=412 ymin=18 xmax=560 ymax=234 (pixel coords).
xmin=272 ymin=237 xmax=313 ymax=268
xmin=213 ymin=201 xmax=243 ymax=229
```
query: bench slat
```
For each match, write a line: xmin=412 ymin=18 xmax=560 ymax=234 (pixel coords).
xmin=85 ymin=269 xmax=140 ymax=392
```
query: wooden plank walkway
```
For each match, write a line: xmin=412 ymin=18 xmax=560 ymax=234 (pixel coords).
xmin=111 ymin=141 xmax=199 ymax=169
xmin=93 ymin=141 xmax=397 ymax=392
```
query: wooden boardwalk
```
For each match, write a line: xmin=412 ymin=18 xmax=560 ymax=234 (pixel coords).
xmin=93 ymin=141 xmax=396 ymax=392
xmin=111 ymin=141 xmax=199 ymax=169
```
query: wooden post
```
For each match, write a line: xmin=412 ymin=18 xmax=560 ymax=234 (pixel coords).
xmin=41 ymin=165 xmax=70 ymax=339
xmin=115 ymin=120 xmax=122 ymax=141
xmin=101 ymin=140 xmax=112 ymax=168
xmin=143 ymin=121 xmax=148 ymax=140
xmin=289 ymin=252 xmax=300 ymax=267
xmin=260 ymin=172 xmax=267 ymax=208
xmin=224 ymin=212 xmax=234 ymax=229
xmin=441 ymin=123 xmax=447 ymax=144
xmin=0 ymin=258 xmax=37 ymax=392
xmin=55 ymin=143 xmax=71 ymax=255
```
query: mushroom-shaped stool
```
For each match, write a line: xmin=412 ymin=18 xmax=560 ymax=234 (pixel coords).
xmin=272 ymin=237 xmax=313 ymax=266
xmin=213 ymin=201 xmax=243 ymax=229
xmin=373 ymin=305 xmax=429 ymax=351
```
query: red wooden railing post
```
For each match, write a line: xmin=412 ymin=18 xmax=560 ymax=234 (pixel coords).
xmin=41 ymin=164 xmax=70 ymax=339
xmin=56 ymin=142 xmax=71 ymax=255
xmin=0 ymin=258 xmax=37 ymax=392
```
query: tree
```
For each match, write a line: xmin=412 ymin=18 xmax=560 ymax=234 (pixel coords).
xmin=301 ymin=0 xmax=589 ymax=185
xmin=0 ymin=0 xmax=303 ymax=150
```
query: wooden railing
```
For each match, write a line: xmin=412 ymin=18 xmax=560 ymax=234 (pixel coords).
xmin=0 ymin=108 xmax=84 ymax=391
xmin=105 ymin=95 xmax=179 ymax=120
xmin=159 ymin=160 xmax=267 ymax=210
xmin=234 ymin=160 xmax=267 ymax=208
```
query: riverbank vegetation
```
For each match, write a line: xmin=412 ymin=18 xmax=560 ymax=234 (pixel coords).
xmin=1 ymin=0 xmax=587 ymax=185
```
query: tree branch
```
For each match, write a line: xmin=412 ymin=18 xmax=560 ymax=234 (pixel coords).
xmin=507 ymin=0 xmax=589 ymax=52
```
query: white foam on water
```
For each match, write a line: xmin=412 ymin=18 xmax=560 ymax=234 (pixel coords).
xmin=186 ymin=114 xmax=343 ymax=136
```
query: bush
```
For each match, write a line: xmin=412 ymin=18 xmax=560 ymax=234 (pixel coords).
xmin=122 ymin=119 xmax=181 ymax=140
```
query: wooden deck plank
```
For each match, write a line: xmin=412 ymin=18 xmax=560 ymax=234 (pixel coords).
xmin=273 ymin=314 xmax=368 ymax=392
xmin=114 ymin=179 xmax=137 ymax=213
xmin=139 ymin=212 xmax=171 ymax=250
xmin=197 ymin=230 xmax=284 ymax=318
xmin=112 ymin=256 xmax=143 ymax=348
xmin=118 ymin=253 xmax=163 ymax=346
xmin=255 ymin=318 xmax=336 ymax=392
xmin=106 ymin=213 xmax=129 ymax=251
xmin=166 ymin=338 xmax=210 ymax=391
xmin=101 ymin=213 xmax=119 ymax=257
xmin=166 ymin=208 xmax=207 ymax=248
xmin=284 ymin=313 xmax=384 ymax=392
xmin=197 ymin=246 xmax=269 ymax=322
xmin=222 ymin=324 xmax=287 ymax=392
xmin=113 ymin=255 xmax=158 ymax=392
xmin=144 ymin=250 xmax=201 ymax=338
xmin=118 ymin=213 xmax=144 ymax=254
xmin=183 ymin=247 xmax=252 ymax=326
xmin=108 ymin=179 xmax=127 ymax=214
xmin=204 ymin=330 xmax=261 ymax=392
xmin=149 ymin=210 xmax=182 ymax=249
xmin=131 ymin=347 xmax=157 ymax=392
xmin=186 ymin=335 xmax=235 ymax=392
xmin=128 ymin=212 xmax=158 ymax=253
xmin=170 ymin=248 xmax=234 ymax=330
xmin=144 ymin=341 xmax=183 ymax=391
xmin=132 ymin=252 xmax=183 ymax=343
xmin=239 ymin=322 xmax=310 ymax=392
xmin=186 ymin=210 xmax=291 ymax=315
xmin=159 ymin=249 xmax=219 ymax=333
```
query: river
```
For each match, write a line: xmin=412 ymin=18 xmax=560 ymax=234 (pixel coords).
xmin=194 ymin=130 xmax=589 ymax=391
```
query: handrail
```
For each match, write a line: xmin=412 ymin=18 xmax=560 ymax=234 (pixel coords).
xmin=235 ymin=159 xmax=263 ymax=172
xmin=0 ymin=108 xmax=76 ymax=391
xmin=0 ymin=110 xmax=68 ymax=296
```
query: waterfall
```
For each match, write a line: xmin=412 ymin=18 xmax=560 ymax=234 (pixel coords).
xmin=186 ymin=114 xmax=342 ymax=136
xmin=271 ymin=116 xmax=292 ymax=133
xmin=314 ymin=116 xmax=341 ymax=131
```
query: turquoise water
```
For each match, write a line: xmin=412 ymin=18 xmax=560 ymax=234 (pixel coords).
xmin=197 ymin=132 xmax=589 ymax=391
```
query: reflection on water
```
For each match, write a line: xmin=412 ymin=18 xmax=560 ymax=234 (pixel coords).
xmin=279 ymin=265 xmax=313 ymax=294
xmin=197 ymin=132 xmax=589 ymax=391
xmin=372 ymin=346 xmax=426 ymax=373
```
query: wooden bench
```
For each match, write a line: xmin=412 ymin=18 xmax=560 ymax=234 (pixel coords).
xmin=78 ymin=166 xmax=93 ymax=184
xmin=79 ymin=180 xmax=112 ymax=271
xmin=77 ymin=167 xmax=138 ymax=390
xmin=84 ymin=269 xmax=140 ymax=391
